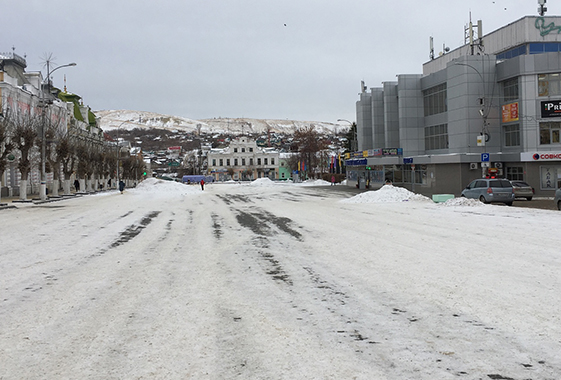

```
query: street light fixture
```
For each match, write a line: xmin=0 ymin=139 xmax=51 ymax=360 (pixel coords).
xmin=40 ymin=62 xmax=77 ymax=201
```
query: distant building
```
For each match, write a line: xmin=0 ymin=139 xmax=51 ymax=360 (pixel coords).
xmin=207 ymin=136 xmax=279 ymax=181
xmin=352 ymin=15 xmax=561 ymax=196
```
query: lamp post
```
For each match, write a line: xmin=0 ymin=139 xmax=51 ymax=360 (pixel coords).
xmin=40 ymin=62 xmax=77 ymax=200
xmin=453 ymin=61 xmax=491 ymax=177
xmin=115 ymin=120 xmax=132 ymax=186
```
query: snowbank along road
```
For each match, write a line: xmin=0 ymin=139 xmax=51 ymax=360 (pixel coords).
xmin=1 ymin=178 xmax=560 ymax=379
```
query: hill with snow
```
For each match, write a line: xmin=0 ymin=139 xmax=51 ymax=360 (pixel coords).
xmin=95 ymin=110 xmax=349 ymax=135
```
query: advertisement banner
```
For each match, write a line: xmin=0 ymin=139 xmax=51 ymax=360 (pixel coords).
xmin=541 ymin=100 xmax=561 ymax=118
xmin=502 ymin=102 xmax=519 ymax=123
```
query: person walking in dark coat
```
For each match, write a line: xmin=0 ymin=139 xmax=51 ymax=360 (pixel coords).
xmin=74 ymin=179 xmax=80 ymax=192
xmin=119 ymin=180 xmax=125 ymax=194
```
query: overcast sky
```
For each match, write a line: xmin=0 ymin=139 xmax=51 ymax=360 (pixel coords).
xmin=2 ymin=0 xmax=555 ymax=123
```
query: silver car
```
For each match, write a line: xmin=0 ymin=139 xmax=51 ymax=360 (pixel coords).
xmin=461 ymin=178 xmax=515 ymax=205
xmin=510 ymin=181 xmax=534 ymax=201
xmin=555 ymin=188 xmax=561 ymax=210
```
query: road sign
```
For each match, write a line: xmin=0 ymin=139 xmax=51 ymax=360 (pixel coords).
xmin=481 ymin=153 xmax=490 ymax=162
xmin=403 ymin=157 xmax=413 ymax=164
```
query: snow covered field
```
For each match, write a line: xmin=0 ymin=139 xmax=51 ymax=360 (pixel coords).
xmin=1 ymin=179 xmax=560 ymax=379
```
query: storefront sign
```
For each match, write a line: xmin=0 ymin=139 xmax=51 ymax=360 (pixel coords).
xmin=345 ymin=158 xmax=367 ymax=166
xmin=541 ymin=100 xmax=561 ymax=118
xmin=502 ymin=102 xmax=519 ymax=122
xmin=521 ymin=152 xmax=561 ymax=161
xmin=541 ymin=166 xmax=556 ymax=189
xmin=382 ymin=148 xmax=403 ymax=156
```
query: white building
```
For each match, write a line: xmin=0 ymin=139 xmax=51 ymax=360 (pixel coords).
xmin=1 ymin=51 xmax=102 ymax=197
xmin=207 ymin=137 xmax=279 ymax=181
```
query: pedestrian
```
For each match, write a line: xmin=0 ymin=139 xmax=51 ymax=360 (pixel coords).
xmin=74 ymin=179 xmax=80 ymax=192
xmin=200 ymin=179 xmax=205 ymax=191
xmin=331 ymin=175 xmax=335 ymax=186
xmin=119 ymin=180 xmax=125 ymax=194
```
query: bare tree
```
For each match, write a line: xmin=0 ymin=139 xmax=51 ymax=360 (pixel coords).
xmin=58 ymin=134 xmax=78 ymax=195
xmin=12 ymin=111 xmax=40 ymax=200
xmin=0 ymin=109 xmax=15 ymax=182
xmin=38 ymin=107 xmax=66 ymax=196
xmin=121 ymin=155 xmax=145 ymax=182
xmin=293 ymin=125 xmax=322 ymax=179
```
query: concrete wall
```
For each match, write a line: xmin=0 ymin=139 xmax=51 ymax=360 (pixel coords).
xmin=383 ymin=82 xmax=399 ymax=148
xmin=397 ymin=74 xmax=424 ymax=156
xmin=356 ymin=92 xmax=372 ymax=151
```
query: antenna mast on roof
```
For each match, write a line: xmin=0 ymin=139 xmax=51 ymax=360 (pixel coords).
xmin=465 ymin=12 xmax=483 ymax=55
xmin=538 ymin=0 xmax=547 ymax=16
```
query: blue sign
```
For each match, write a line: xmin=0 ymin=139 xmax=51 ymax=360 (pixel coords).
xmin=345 ymin=159 xmax=367 ymax=166
xmin=403 ymin=157 xmax=413 ymax=164
xmin=481 ymin=153 xmax=490 ymax=162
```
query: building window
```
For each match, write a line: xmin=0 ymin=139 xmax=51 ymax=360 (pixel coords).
xmin=242 ymin=158 xmax=246 ymax=165
xmin=234 ymin=148 xmax=238 ymax=153
xmin=424 ymin=124 xmax=449 ymax=150
xmin=234 ymin=158 xmax=238 ymax=166
xmin=504 ymin=124 xmax=520 ymax=147
xmin=242 ymin=148 xmax=245 ymax=152
xmin=538 ymin=73 xmax=561 ymax=96
xmin=271 ymin=158 xmax=275 ymax=165
xmin=257 ymin=158 xmax=261 ymax=165
xmin=264 ymin=158 xmax=268 ymax=165
xmin=249 ymin=148 xmax=253 ymax=152
xmin=250 ymin=158 xmax=254 ymax=165
xmin=423 ymin=83 xmax=447 ymax=116
xmin=219 ymin=159 xmax=223 ymax=166
xmin=226 ymin=159 xmax=230 ymax=166
xmin=540 ymin=121 xmax=561 ymax=144
xmin=506 ymin=166 xmax=524 ymax=181
xmin=496 ymin=45 xmax=527 ymax=61
xmin=529 ymin=42 xmax=561 ymax=54
xmin=503 ymin=78 xmax=519 ymax=102
xmin=212 ymin=159 xmax=216 ymax=166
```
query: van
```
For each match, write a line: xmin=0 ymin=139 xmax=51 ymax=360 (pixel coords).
xmin=461 ymin=179 xmax=515 ymax=205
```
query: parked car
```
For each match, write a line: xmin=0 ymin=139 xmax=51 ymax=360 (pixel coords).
xmin=555 ymin=188 xmax=561 ymax=210
xmin=510 ymin=181 xmax=534 ymax=201
xmin=461 ymin=178 xmax=515 ymax=205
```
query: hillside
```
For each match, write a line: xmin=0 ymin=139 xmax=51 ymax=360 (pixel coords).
xmin=95 ymin=110 xmax=349 ymax=135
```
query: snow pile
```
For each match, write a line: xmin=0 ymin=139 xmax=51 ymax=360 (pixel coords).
xmin=341 ymin=185 xmax=431 ymax=203
xmin=298 ymin=179 xmax=332 ymax=186
xmin=248 ymin=178 xmax=278 ymax=187
xmin=440 ymin=197 xmax=485 ymax=207
xmin=132 ymin=177 xmax=201 ymax=195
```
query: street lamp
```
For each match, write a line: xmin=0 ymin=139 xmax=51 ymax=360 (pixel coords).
xmin=40 ymin=62 xmax=77 ymax=200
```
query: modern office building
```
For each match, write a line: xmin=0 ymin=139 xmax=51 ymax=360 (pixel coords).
xmin=350 ymin=14 xmax=561 ymax=197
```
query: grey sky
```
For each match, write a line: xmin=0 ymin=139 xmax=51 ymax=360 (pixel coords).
xmin=2 ymin=0 xmax=552 ymax=124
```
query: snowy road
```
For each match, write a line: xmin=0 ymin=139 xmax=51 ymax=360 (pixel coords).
xmin=1 ymin=179 xmax=560 ymax=379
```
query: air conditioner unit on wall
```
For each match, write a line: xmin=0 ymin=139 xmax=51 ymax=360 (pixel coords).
xmin=469 ymin=163 xmax=478 ymax=170
xmin=494 ymin=162 xmax=503 ymax=169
